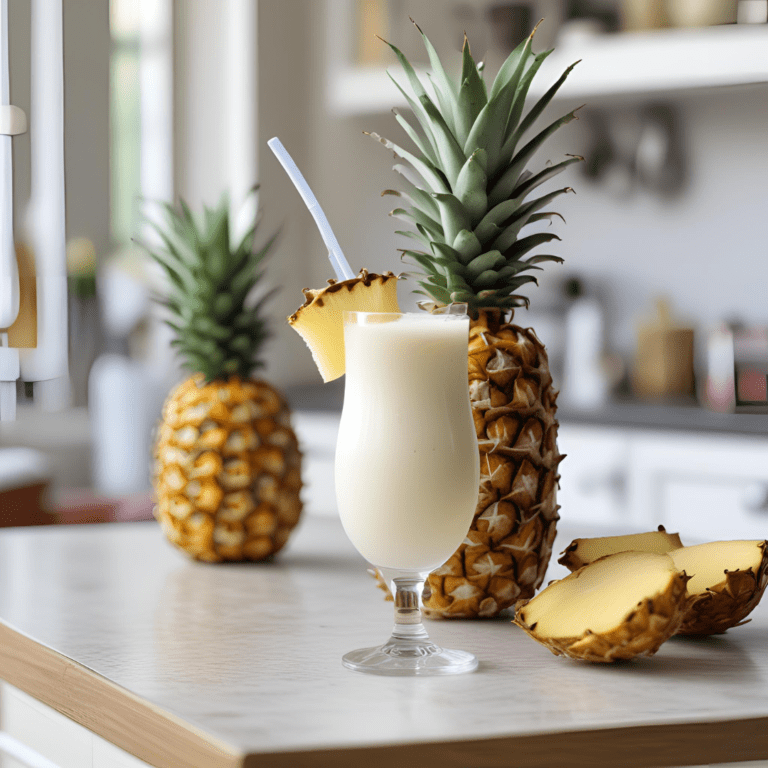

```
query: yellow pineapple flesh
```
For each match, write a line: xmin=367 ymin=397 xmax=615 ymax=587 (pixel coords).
xmin=559 ymin=526 xmax=684 ymax=571
xmin=514 ymin=551 xmax=691 ymax=662
xmin=669 ymin=540 xmax=768 ymax=635
xmin=288 ymin=269 xmax=400 ymax=381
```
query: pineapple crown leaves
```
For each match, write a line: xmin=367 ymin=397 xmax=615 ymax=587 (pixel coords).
xmin=371 ymin=19 xmax=583 ymax=313
xmin=137 ymin=189 xmax=278 ymax=384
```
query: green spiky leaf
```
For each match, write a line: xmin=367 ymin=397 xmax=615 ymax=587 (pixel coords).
xmin=139 ymin=191 xmax=276 ymax=382
xmin=373 ymin=23 xmax=578 ymax=313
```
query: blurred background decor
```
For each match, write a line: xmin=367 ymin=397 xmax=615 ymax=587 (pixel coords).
xmin=0 ymin=0 xmax=764 ymax=541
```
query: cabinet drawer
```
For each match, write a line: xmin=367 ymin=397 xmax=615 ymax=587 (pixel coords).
xmin=1 ymin=683 xmax=92 ymax=768
xmin=0 ymin=683 xmax=152 ymax=768
xmin=661 ymin=475 xmax=768 ymax=541
xmin=629 ymin=432 xmax=768 ymax=539
xmin=557 ymin=425 xmax=631 ymax=525
xmin=292 ymin=412 xmax=339 ymax=518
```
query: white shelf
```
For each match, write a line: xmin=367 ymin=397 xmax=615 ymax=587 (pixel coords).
xmin=328 ymin=25 xmax=768 ymax=116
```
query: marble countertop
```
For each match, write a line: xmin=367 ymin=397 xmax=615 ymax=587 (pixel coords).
xmin=1 ymin=516 xmax=768 ymax=767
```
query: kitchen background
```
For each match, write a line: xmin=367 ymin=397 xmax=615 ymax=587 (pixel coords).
xmin=1 ymin=0 xmax=767 ymax=538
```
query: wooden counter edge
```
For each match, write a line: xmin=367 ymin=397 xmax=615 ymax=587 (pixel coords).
xmin=0 ymin=621 xmax=244 ymax=768
xmin=246 ymin=718 xmax=768 ymax=768
xmin=2 ymin=620 xmax=768 ymax=768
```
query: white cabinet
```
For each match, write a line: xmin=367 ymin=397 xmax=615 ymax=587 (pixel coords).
xmin=558 ymin=422 xmax=768 ymax=541
xmin=292 ymin=411 xmax=339 ymax=518
xmin=0 ymin=684 xmax=152 ymax=768
xmin=628 ymin=431 xmax=768 ymax=540
xmin=292 ymin=409 xmax=768 ymax=541
xmin=557 ymin=425 xmax=631 ymax=527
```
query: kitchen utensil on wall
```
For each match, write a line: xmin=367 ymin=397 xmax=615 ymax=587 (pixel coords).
xmin=634 ymin=104 xmax=686 ymax=196
xmin=632 ymin=297 xmax=695 ymax=400
xmin=486 ymin=3 xmax=532 ymax=57
xmin=581 ymin=103 xmax=686 ymax=197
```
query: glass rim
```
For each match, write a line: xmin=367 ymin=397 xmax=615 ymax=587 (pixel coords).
xmin=343 ymin=304 xmax=469 ymax=323
xmin=342 ymin=310 xmax=469 ymax=323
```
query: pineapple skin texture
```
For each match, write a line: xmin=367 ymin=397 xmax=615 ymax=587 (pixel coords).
xmin=677 ymin=541 xmax=768 ymax=635
xmin=153 ymin=375 xmax=303 ymax=563
xmin=513 ymin=570 xmax=691 ymax=662
xmin=423 ymin=309 xmax=563 ymax=619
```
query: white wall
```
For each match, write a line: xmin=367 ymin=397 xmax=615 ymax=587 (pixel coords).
xmin=257 ymin=0 xmax=321 ymax=387
xmin=171 ymin=0 xmax=320 ymax=388
xmin=173 ymin=1 xmax=229 ymax=209
xmin=532 ymin=85 xmax=768 ymax=356
xmin=307 ymin=1 xmax=768 ymax=369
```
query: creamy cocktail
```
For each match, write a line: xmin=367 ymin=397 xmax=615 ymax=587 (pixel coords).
xmin=335 ymin=310 xmax=479 ymax=675
xmin=336 ymin=312 xmax=479 ymax=571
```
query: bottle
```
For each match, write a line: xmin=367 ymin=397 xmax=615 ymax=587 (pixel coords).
xmin=561 ymin=277 xmax=609 ymax=410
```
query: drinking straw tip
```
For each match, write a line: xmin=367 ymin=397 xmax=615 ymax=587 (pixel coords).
xmin=267 ymin=137 xmax=354 ymax=282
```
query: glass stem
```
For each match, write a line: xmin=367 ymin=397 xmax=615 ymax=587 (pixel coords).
xmin=390 ymin=576 xmax=431 ymax=644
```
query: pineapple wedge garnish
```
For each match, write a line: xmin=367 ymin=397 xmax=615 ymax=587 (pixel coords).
xmin=558 ymin=526 xmax=684 ymax=571
xmin=288 ymin=269 xmax=399 ymax=381
xmin=669 ymin=540 xmax=768 ymax=635
xmin=514 ymin=551 xmax=691 ymax=662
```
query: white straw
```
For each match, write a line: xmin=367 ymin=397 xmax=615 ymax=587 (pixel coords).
xmin=268 ymin=137 xmax=355 ymax=281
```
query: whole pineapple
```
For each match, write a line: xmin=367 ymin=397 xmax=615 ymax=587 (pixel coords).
xmin=145 ymin=195 xmax=303 ymax=563
xmin=372 ymin=23 xmax=579 ymax=617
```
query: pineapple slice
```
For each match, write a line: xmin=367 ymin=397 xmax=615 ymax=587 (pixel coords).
xmin=288 ymin=269 xmax=399 ymax=382
xmin=558 ymin=526 xmax=684 ymax=571
xmin=668 ymin=540 xmax=768 ymax=635
xmin=513 ymin=551 xmax=691 ymax=662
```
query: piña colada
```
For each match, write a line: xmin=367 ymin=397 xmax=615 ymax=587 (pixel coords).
xmin=371 ymin=22 xmax=580 ymax=617
xmin=145 ymin=194 xmax=303 ymax=562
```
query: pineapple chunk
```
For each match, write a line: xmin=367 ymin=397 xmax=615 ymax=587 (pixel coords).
xmin=558 ymin=526 xmax=684 ymax=571
xmin=668 ymin=540 xmax=768 ymax=635
xmin=288 ymin=269 xmax=399 ymax=382
xmin=514 ymin=551 xmax=691 ymax=662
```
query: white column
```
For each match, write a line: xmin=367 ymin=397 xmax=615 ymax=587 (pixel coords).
xmin=21 ymin=0 xmax=69 ymax=411
xmin=0 ymin=0 xmax=19 ymax=420
xmin=227 ymin=0 xmax=258 ymax=240
xmin=0 ymin=0 xmax=18 ymax=330
xmin=140 ymin=0 xmax=174 ymax=214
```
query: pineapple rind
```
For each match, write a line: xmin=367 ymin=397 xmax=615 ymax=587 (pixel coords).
xmin=374 ymin=25 xmax=579 ymax=617
xmin=513 ymin=554 xmax=692 ymax=663
xmin=154 ymin=375 xmax=303 ymax=563
xmin=671 ymin=540 xmax=768 ymax=635
xmin=288 ymin=269 xmax=400 ymax=382
xmin=558 ymin=526 xmax=685 ymax=572
xmin=422 ymin=309 xmax=563 ymax=619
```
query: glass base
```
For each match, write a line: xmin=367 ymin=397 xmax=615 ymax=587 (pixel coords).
xmin=342 ymin=640 xmax=478 ymax=676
